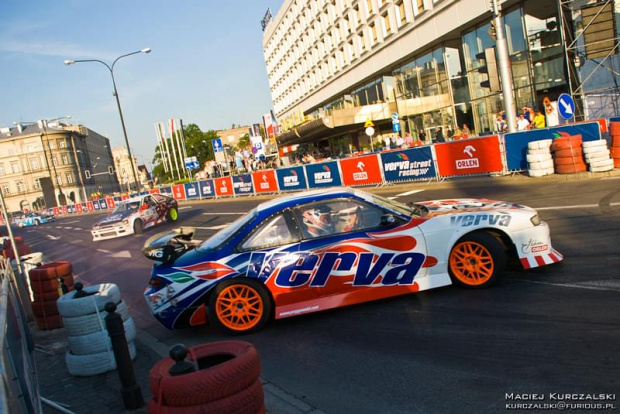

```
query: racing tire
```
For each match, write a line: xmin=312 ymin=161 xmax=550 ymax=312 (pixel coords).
xmin=555 ymin=163 xmax=588 ymax=174
xmin=449 ymin=232 xmax=506 ymax=289
xmin=527 ymin=166 xmax=554 ymax=177
xmin=610 ymin=122 xmax=620 ymax=136
xmin=62 ymin=300 xmax=130 ymax=337
xmin=554 ymin=156 xmax=585 ymax=166
xmin=527 ymin=159 xmax=553 ymax=170
xmin=148 ymin=379 xmax=264 ymax=414
xmin=166 ymin=207 xmax=179 ymax=223
xmin=553 ymin=147 xmax=582 ymax=158
xmin=28 ymin=261 xmax=73 ymax=282
xmin=30 ymin=274 xmax=75 ymax=294
xmin=612 ymin=147 xmax=620 ymax=158
xmin=584 ymin=149 xmax=611 ymax=162
xmin=209 ymin=279 xmax=272 ymax=335
xmin=33 ymin=290 xmax=66 ymax=302
xmin=32 ymin=300 xmax=60 ymax=318
xmin=526 ymin=152 xmax=552 ymax=163
xmin=527 ymin=139 xmax=552 ymax=150
xmin=582 ymin=139 xmax=608 ymax=150
xmin=150 ymin=341 xmax=261 ymax=406
xmin=589 ymin=158 xmax=614 ymax=172
xmin=133 ymin=219 xmax=143 ymax=235
xmin=67 ymin=317 xmax=136 ymax=355
xmin=57 ymin=283 xmax=121 ymax=318
xmin=65 ymin=341 xmax=136 ymax=377
xmin=35 ymin=315 xmax=63 ymax=331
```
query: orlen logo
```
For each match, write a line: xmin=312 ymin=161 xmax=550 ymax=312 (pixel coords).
xmin=353 ymin=161 xmax=368 ymax=181
xmin=456 ymin=145 xmax=479 ymax=169
xmin=260 ymin=174 xmax=271 ymax=189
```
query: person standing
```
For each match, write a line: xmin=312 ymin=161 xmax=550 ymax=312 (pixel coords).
xmin=517 ymin=114 xmax=530 ymax=131
xmin=461 ymin=124 xmax=470 ymax=138
xmin=435 ymin=126 xmax=445 ymax=143
xmin=418 ymin=129 xmax=427 ymax=143
xmin=533 ymin=109 xmax=546 ymax=129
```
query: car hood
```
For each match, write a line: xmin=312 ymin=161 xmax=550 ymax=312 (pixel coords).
xmin=417 ymin=198 xmax=534 ymax=214
xmin=95 ymin=210 xmax=133 ymax=226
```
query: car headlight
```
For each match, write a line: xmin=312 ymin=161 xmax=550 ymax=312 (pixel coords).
xmin=92 ymin=224 xmax=100 ymax=230
xmin=122 ymin=219 xmax=129 ymax=225
xmin=530 ymin=213 xmax=541 ymax=226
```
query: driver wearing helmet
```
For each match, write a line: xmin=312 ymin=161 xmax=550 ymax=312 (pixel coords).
xmin=302 ymin=205 xmax=335 ymax=237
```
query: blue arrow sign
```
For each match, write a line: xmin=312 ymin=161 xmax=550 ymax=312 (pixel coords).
xmin=212 ymin=138 xmax=223 ymax=152
xmin=557 ymin=93 xmax=575 ymax=120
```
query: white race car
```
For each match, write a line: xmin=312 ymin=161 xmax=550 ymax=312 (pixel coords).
xmin=91 ymin=194 xmax=178 ymax=241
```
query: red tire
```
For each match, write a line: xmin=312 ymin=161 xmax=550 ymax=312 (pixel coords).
xmin=553 ymin=147 xmax=583 ymax=158
xmin=32 ymin=300 xmax=60 ymax=318
xmin=609 ymin=122 xmax=620 ymax=136
xmin=611 ymin=147 xmax=620 ymax=158
xmin=555 ymin=163 xmax=588 ymax=174
xmin=32 ymin=290 xmax=64 ymax=302
xmin=30 ymin=274 xmax=75 ymax=294
xmin=612 ymin=136 xmax=620 ymax=147
xmin=150 ymin=341 xmax=261 ymax=407
xmin=551 ymin=135 xmax=582 ymax=150
xmin=35 ymin=315 xmax=63 ymax=330
xmin=554 ymin=156 xmax=586 ymax=166
xmin=615 ymin=158 xmax=620 ymax=168
xmin=148 ymin=379 xmax=264 ymax=414
xmin=28 ymin=261 xmax=73 ymax=282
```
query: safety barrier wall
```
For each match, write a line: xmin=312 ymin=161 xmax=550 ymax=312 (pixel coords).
xmin=0 ymin=259 xmax=42 ymax=414
xmin=40 ymin=119 xmax=617 ymax=218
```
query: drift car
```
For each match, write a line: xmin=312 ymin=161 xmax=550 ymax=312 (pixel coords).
xmin=143 ymin=187 xmax=562 ymax=335
xmin=15 ymin=212 xmax=56 ymax=227
xmin=91 ymin=193 xmax=178 ymax=241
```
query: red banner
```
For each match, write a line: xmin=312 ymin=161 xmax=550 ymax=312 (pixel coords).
xmin=121 ymin=194 xmax=130 ymax=200
xmin=106 ymin=197 xmax=116 ymax=209
xmin=434 ymin=136 xmax=503 ymax=177
xmin=252 ymin=170 xmax=279 ymax=193
xmin=76 ymin=204 xmax=83 ymax=213
xmin=339 ymin=154 xmax=383 ymax=186
xmin=86 ymin=202 xmax=94 ymax=211
xmin=172 ymin=184 xmax=186 ymax=200
xmin=61 ymin=206 xmax=68 ymax=215
xmin=214 ymin=176 xmax=234 ymax=197
xmin=53 ymin=207 xmax=60 ymax=216
xmin=149 ymin=188 xmax=160 ymax=194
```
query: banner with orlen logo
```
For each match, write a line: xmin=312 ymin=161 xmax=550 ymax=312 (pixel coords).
xmin=276 ymin=166 xmax=307 ymax=191
xmin=233 ymin=174 xmax=254 ymax=195
xmin=61 ymin=206 xmax=68 ymax=215
xmin=76 ymin=203 xmax=83 ymax=213
xmin=86 ymin=202 xmax=94 ymax=212
xmin=214 ymin=176 xmax=233 ymax=197
xmin=305 ymin=161 xmax=342 ymax=189
xmin=252 ymin=170 xmax=279 ymax=193
xmin=149 ymin=188 xmax=160 ymax=194
xmin=99 ymin=199 xmax=108 ymax=209
xmin=435 ymin=136 xmax=503 ymax=177
xmin=121 ymin=194 xmax=130 ymax=201
xmin=53 ymin=207 xmax=60 ymax=216
xmin=339 ymin=154 xmax=383 ymax=186
xmin=184 ymin=182 xmax=200 ymax=199
xmin=106 ymin=198 xmax=116 ymax=209
xmin=172 ymin=184 xmax=186 ymax=200
xmin=381 ymin=147 xmax=436 ymax=182
xmin=198 ymin=179 xmax=215 ymax=197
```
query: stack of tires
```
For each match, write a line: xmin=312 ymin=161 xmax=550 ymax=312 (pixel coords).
xmin=149 ymin=341 xmax=264 ymax=413
xmin=526 ymin=139 xmax=554 ymax=177
xmin=57 ymin=283 xmax=137 ymax=377
xmin=582 ymin=139 xmax=614 ymax=172
xmin=551 ymin=135 xmax=587 ymax=174
xmin=28 ymin=261 xmax=74 ymax=330
xmin=611 ymin=122 xmax=620 ymax=168
xmin=2 ymin=236 xmax=32 ymax=260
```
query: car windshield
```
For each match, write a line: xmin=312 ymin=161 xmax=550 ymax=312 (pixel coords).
xmin=114 ymin=201 xmax=140 ymax=213
xmin=371 ymin=193 xmax=427 ymax=217
xmin=196 ymin=209 xmax=257 ymax=252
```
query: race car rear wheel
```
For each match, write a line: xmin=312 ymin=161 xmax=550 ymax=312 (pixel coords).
xmin=209 ymin=279 xmax=271 ymax=335
xmin=167 ymin=207 xmax=178 ymax=223
xmin=133 ymin=219 xmax=143 ymax=234
xmin=448 ymin=232 xmax=506 ymax=288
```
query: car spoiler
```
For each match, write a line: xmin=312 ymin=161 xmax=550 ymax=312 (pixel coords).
xmin=141 ymin=227 xmax=197 ymax=263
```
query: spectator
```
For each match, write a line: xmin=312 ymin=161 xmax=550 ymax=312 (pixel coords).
xmin=418 ymin=129 xmax=427 ymax=143
xmin=517 ymin=114 xmax=530 ymax=131
xmin=522 ymin=106 xmax=534 ymax=123
xmin=462 ymin=124 xmax=471 ymax=138
xmin=495 ymin=115 xmax=507 ymax=132
xmin=404 ymin=132 xmax=414 ymax=148
xmin=435 ymin=126 xmax=445 ymax=143
xmin=396 ymin=135 xmax=404 ymax=148
xmin=533 ymin=109 xmax=546 ymax=129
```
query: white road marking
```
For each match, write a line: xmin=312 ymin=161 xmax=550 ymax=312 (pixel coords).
xmin=179 ymin=206 xmax=192 ymax=210
xmin=196 ymin=225 xmax=230 ymax=230
xmin=46 ymin=235 xmax=60 ymax=240
xmin=108 ymin=250 xmax=131 ymax=258
xmin=202 ymin=212 xmax=245 ymax=215
xmin=97 ymin=249 xmax=111 ymax=253
xmin=62 ymin=220 xmax=81 ymax=224
xmin=389 ymin=189 xmax=425 ymax=200
xmin=517 ymin=279 xmax=620 ymax=292
xmin=536 ymin=202 xmax=620 ymax=211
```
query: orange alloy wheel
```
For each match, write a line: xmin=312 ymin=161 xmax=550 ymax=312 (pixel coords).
xmin=448 ymin=232 xmax=506 ymax=289
xmin=212 ymin=280 xmax=271 ymax=334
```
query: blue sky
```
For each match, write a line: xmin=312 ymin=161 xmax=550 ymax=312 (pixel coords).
xmin=0 ymin=0 xmax=283 ymax=168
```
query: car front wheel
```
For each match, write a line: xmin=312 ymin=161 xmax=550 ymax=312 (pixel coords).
xmin=166 ymin=207 xmax=178 ymax=223
xmin=209 ymin=279 xmax=271 ymax=335
xmin=133 ymin=219 xmax=143 ymax=235
xmin=448 ymin=232 xmax=506 ymax=288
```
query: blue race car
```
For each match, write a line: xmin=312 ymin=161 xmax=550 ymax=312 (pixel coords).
xmin=15 ymin=212 xmax=56 ymax=227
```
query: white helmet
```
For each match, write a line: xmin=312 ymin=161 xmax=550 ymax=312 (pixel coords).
xmin=302 ymin=205 xmax=333 ymax=236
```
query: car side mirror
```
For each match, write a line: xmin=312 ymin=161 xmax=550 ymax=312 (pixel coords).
xmin=381 ymin=214 xmax=396 ymax=226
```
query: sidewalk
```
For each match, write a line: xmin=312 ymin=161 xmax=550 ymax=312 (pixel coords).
xmin=32 ymin=325 xmax=323 ymax=414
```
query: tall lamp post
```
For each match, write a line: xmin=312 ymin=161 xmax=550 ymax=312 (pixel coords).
xmin=64 ymin=48 xmax=151 ymax=192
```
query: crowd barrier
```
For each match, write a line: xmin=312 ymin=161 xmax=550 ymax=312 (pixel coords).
xmin=40 ymin=119 xmax=615 ymax=218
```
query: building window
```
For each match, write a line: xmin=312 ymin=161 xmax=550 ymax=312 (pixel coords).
xmin=66 ymin=173 xmax=74 ymax=184
xmin=354 ymin=5 xmax=361 ymax=24
xmin=56 ymin=175 xmax=63 ymax=186
xmin=29 ymin=158 xmax=40 ymax=171
xmin=370 ymin=22 xmax=378 ymax=44
xmin=367 ymin=0 xmax=373 ymax=16
xmin=0 ymin=163 xmax=4 ymax=176
xmin=34 ymin=178 xmax=42 ymax=190
xmin=61 ymin=154 xmax=69 ymax=165
xmin=52 ymin=156 xmax=58 ymax=167
xmin=396 ymin=1 xmax=407 ymax=26
xmin=58 ymin=139 xmax=67 ymax=148
xmin=382 ymin=12 xmax=391 ymax=36
xmin=358 ymin=31 xmax=366 ymax=52
xmin=1 ymin=185 xmax=9 ymax=196
xmin=16 ymin=181 xmax=25 ymax=193
xmin=413 ymin=0 xmax=425 ymax=14
xmin=11 ymin=161 xmax=20 ymax=174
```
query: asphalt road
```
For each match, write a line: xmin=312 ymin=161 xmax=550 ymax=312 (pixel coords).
xmin=15 ymin=175 xmax=620 ymax=414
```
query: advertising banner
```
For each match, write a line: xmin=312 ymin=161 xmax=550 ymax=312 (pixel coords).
xmin=172 ymin=184 xmax=186 ymax=200
xmin=305 ymin=161 xmax=342 ymax=188
xmin=113 ymin=196 xmax=123 ymax=203
xmin=61 ymin=206 xmax=68 ymax=215
xmin=252 ymin=170 xmax=279 ymax=193
xmin=86 ymin=202 xmax=94 ymax=212
xmin=106 ymin=198 xmax=116 ymax=209
xmin=276 ymin=166 xmax=307 ymax=191
xmin=198 ymin=179 xmax=215 ymax=198
xmin=184 ymin=182 xmax=200 ymax=199
xmin=233 ymin=174 xmax=254 ymax=195
xmin=76 ymin=204 xmax=83 ymax=213
xmin=159 ymin=186 xmax=172 ymax=195
xmin=100 ymin=199 xmax=108 ymax=210
xmin=149 ymin=188 xmax=160 ymax=194
xmin=435 ymin=136 xmax=504 ymax=177
xmin=381 ymin=147 xmax=436 ymax=182
xmin=53 ymin=207 xmax=60 ymax=216
xmin=121 ymin=194 xmax=130 ymax=201
xmin=339 ymin=154 xmax=383 ymax=186
xmin=214 ymin=176 xmax=234 ymax=197
xmin=504 ymin=122 xmax=601 ymax=170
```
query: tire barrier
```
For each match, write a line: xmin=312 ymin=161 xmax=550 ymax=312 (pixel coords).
xmin=2 ymin=237 xmax=31 ymax=260
xmin=18 ymin=252 xmax=45 ymax=301
xmin=551 ymin=135 xmax=587 ymax=174
xmin=28 ymin=261 xmax=74 ymax=331
xmin=582 ymin=139 xmax=614 ymax=172
xmin=149 ymin=341 xmax=264 ymax=414
xmin=58 ymin=282 xmax=137 ymax=376
xmin=526 ymin=139 xmax=554 ymax=177
xmin=611 ymin=122 xmax=620 ymax=168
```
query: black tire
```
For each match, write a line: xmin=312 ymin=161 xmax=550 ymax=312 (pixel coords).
xmin=133 ymin=219 xmax=143 ymax=234
xmin=448 ymin=232 xmax=506 ymax=289
xmin=166 ymin=206 xmax=179 ymax=223
xmin=209 ymin=279 xmax=272 ymax=335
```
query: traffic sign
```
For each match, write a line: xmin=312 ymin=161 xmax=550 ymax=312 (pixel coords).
xmin=364 ymin=119 xmax=374 ymax=128
xmin=185 ymin=156 xmax=200 ymax=170
xmin=212 ymin=138 xmax=223 ymax=152
xmin=391 ymin=112 xmax=399 ymax=121
xmin=557 ymin=93 xmax=575 ymax=120
xmin=392 ymin=122 xmax=401 ymax=133
xmin=365 ymin=126 xmax=375 ymax=136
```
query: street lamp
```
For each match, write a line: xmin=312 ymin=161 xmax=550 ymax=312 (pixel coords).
xmin=64 ymin=48 xmax=151 ymax=192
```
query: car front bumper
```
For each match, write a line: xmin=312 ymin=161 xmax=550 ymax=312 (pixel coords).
xmin=91 ymin=222 xmax=133 ymax=241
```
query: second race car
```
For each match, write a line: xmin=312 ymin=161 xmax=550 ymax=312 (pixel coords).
xmin=143 ymin=187 xmax=563 ymax=335
xmin=91 ymin=193 xmax=178 ymax=241
xmin=15 ymin=212 xmax=56 ymax=227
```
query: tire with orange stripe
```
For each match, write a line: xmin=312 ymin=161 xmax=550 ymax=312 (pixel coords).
xmin=612 ymin=147 xmax=620 ymax=159
xmin=551 ymin=135 xmax=582 ymax=151
xmin=609 ymin=122 xmax=620 ymax=136
xmin=32 ymin=300 xmax=60 ymax=318
xmin=554 ymin=156 xmax=585 ymax=166
xmin=30 ymin=274 xmax=75 ymax=294
xmin=553 ymin=147 xmax=583 ymax=158
xmin=28 ymin=261 xmax=73 ymax=282
xmin=555 ymin=163 xmax=588 ymax=174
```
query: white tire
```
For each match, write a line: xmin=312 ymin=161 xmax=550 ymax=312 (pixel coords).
xmin=528 ymin=159 xmax=554 ymax=170
xmin=67 ymin=317 xmax=136 ymax=356
xmin=528 ymin=166 xmax=554 ymax=177
xmin=527 ymin=139 xmax=552 ymax=150
xmin=584 ymin=149 xmax=610 ymax=161
xmin=62 ymin=300 xmax=130 ymax=337
xmin=527 ymin=148 xmax=551 ymax=155
xmin=65 ymin=341 xmax=137 ymax=377
xmin=589 ymin=158 xmax=614 ymax=169
xmin=526 ymin=153 xmax=552 ymax=163
xmin=57 ymin=283 xmax=121 ymax=318
xmin=582 ymin=140 xmax=608 ymax=149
